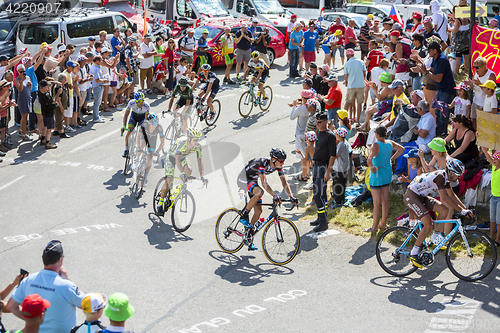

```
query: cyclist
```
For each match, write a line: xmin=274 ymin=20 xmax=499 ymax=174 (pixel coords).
xmin=191 ymin=64 xmax=219 ymax=120
xmin=133 ymin=113 xmax=165 ymax=186
xmin=405 ymin=158 xmax=473 ymax=268
xmin=242 ymin=51 xmax=270 ymax=106
xmin=155 ymin=127 xmax=207 ymax=216
xmin=236 ymin=148 xmax=299 ymax=250
xmin=122 ymin=92 xmax=150 ymax=158
xmin=166 ymin=77 xmax=194 ymax=135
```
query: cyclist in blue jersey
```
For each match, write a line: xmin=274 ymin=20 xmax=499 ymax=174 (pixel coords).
xmin=191 ymin=64 xmax=219 ymax=119
xmin=122 ymin=92 xmax=150 ymax=158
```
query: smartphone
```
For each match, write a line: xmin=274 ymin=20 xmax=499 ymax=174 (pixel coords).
xmin=20 ymin=268 xmax=29 ymax=280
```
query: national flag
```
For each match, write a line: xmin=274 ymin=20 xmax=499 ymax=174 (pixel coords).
xmin=389 ymin=5 xmax=404 ymax=26
xmin=101 ymin=0 xmax=109 ymax=6
xmin=143 ymin=7 xmax=148 ymax=36
xmin=320 ymin=7 xmax=324 ymax=16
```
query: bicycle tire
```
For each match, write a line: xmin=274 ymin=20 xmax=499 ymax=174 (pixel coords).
xmin=171 ymin=190 xmax=196 ymax=232
xmin=153 ymin=176 xmax=167 ymax=216
xmin=134 ymin=158 xmax=146 ymax=199
xmin=259 ymin=86 xmax=273 ymax=111
xmin=189 ymin=105 xmax=199 ymax=128
xmin=261 ymin=217 xmax=300 ymax=265
xmin=375 ymin=226 xmax=419 ymax=277
xmin=446 ymin=230 xmax=497 ymax=282
xmin=123 ymin=153 xmax=131 ymax=175
xmin=238 ymin=91 xmax=254 ymax=118
xmin=215 ymin=208 xmax=245 ymax=253
xmin=163 ymin=123 xmax=176 ymax=153
xmin=205 ymin=99 xmax=221 ymax=126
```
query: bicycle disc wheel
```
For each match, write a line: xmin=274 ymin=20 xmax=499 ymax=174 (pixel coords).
xmin=446 ymin=230 xmax=497 ymax=281
xmin=171 ymin=190 xmax=196 ymax=232
xmin=205 ymin=100 xmax=221 ymax=126
xmin=375 ymin=226 xmax=419 ymax=277
xmin=153 ymin=176 xmax=167 ymax=216
xmin=259 ymin=86 xmax=273 ymax=111
xmin=238 ymin=91 xmax=254 ymax=118
xmin=262 ymin=218 xmax=300 ymax=265
xmin=215 ymin=208 xmax=245 ymax=253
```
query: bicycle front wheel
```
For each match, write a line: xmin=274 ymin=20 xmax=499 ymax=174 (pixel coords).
xmin=171 ymin=190 xmax=196 ymax=232
xmin=123 ymin=152 xmax=131 ymax=175
xmin=134 ymin=159 xmax=146 ymax=199
xmin=153 ymin=177 xmax=167 ymax=216
xmin=205 ymin=100 xmax=221 ymax=126
xmin=446 ymin=230 xmax=497 ymax=282
xmin=376 ymin=226 xmax=419 ymax=277
xmin=163 ymin=124 xmax=176 ymax=153
xmin=262 ymin=218 xmax=300 ymax=265
xmin=259 ymin=86 xmax=273 ymax=111
xmin=239 ymin=91 xmax=254 ymax=118
xmin=189 ymin=105 xmax=198 ymax=128
xmin=215 ymin=208 xmax=245 ymax=253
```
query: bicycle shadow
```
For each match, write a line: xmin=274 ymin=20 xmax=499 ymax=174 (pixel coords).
xmin=209 ymin=250 xmax=294 ymax=287
xmin=229 ymin=112 xmax=267 ymax=130
xmin=144 ymin=213 xmax=193 ymax=250
xmin=349 ymin=238 xmax=377 ymax=266
xmin=104 ymin=170 xmax=131 ymax=191
xmin=116 ymin=192 xmax=147 ymax=214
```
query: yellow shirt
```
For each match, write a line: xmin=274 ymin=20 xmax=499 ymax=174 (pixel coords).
xmin=391 ymin=93 xmax=410 ymax=120
xmin=63 ymin=70 xmax=73 ymax=99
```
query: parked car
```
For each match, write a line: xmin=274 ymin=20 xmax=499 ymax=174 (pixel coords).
xmin=320 ymin=12 xmax=367 ymax=37
xmin=345 ymin=4 xmax=392 ymax=20
xmin=175 ymin=20 xmax=286 ymax=70
xmin=0 ymin=13 xmax=21 ymax=58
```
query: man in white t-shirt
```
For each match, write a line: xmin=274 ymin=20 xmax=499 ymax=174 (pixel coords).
xmin=178 ymin=28 xmax=196 ymax=66
xmin=286 ymin=14 xmax=297 ymax=64
xmin=139 ymin=34 xmax=157 ymax=94
xmin=175 ymin=57 xmax=188 ymax=82
xmin=430 ymin=0 xmax=447 ymax=43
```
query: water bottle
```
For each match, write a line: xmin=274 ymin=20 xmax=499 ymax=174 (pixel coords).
xmin=409 ymin=219 xmax=417 ymax=227
xmin=254 ymin=218 xmax=265 ymax=230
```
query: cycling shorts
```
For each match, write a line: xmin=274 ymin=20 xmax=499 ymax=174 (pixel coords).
xmin=127 ymin=112 xmax=146 ymax=131
xmin=252 ymin=69 xmax=269 ymax=84
xmin=139 ymin=136 xmax=157 ymax=152
xmin=202 ymin=82 xmax=220 ymax=99
xmin=404 ymin=189 xmax=439 ymax=220
xmin=236 ymin=177 xmax=262 ymax=203
xmin=165 ymin=155 xmax=190 ymax=178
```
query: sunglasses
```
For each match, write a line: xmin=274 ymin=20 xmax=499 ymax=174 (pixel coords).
xmin=277 ymin=160 xmax=285 ymax=163
xmin=473 ymin=65 xmax=481 ymax=69
xmin=169 ymin=41 xmax=174 ymax=44
xmin=316 ymin=120 xmax=325 ymax=124
xmin=18 ymin=70 xmax=25 ymax=73
xmin=191 ymin=139 xmax=199 ymax=142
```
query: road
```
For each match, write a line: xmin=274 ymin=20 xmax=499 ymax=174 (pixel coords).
xmin=1 ymin=52 xmax=499 ymax=333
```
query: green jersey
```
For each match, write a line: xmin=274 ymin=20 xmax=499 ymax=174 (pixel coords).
xmin=172 ymin=85 xmax=193 ymax=99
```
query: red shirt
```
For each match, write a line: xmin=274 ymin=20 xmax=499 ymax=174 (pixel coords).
xmin=344 ymin=26 xmax=358 ymax=46
xmin=366 ymin=49 xmax=384 ymax=73
xmin=325 ymin=84 xmax=342 ymax=109
xmin=163 ymin=48 xmax=175 ymax=64
xmin=329 ymin=23 xmax=345 ymax=36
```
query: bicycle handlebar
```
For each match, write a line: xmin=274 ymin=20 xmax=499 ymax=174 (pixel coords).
xmin=260 ymin=199 xmax=298 ymax=211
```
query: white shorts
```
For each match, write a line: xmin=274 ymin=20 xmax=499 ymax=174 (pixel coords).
xmin=295 ymin=135 xmax=306 ymax=158
xmin=395 ymin=72 xmax=410 ymax=82
xmin=64 ymin=98 xmax=74 ymax=118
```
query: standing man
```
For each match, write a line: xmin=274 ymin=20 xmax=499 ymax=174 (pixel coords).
xmin=88 ymin=55 xmax=109 ymax=123
xmin=139 ymin=34 xmax=157 ymax=94
xmin=430 ymin=0 xmax=447 ymax=44
xmin=289 ymin=24 xmax=304 ymax=78
xmin=220 ymin=27 xmax=236 ymax=84
xmin=196 ymin=29 xmax=210 ymax=70
xmin=178 ymin=28 xmax=196 ymax=66
xmin=286 ymin=14 xmax=298 ymax=64
xmin=310 ymin=111 xmax=336 ymax=232
xmin=6 ymin=240 xmax=85 ymax=333
xmin=344 ymin=19 xmax=358 ymax=50
xmin=329 ymin=17 xmax=345 ymax=69
xmin=343 ymin=48 xmax=366 ymax=124
xmin=253 ymin=27 xmax=272 ymax=66
xmin=303 ymin=21 xmax=320 ymax=71
xmin=318 ymin=74 xmax=342 ymax=128
xmin=422 ymin=17 xmax=447 ymax=50
xmin=121 ymin=36 xmax=139 ymax=94
xmin=359 ymin=14 xmax=373 ymax=60
xmin=234 ymin=24 xmax=253 ymax=81
xmin=110 ymin=27 xmax=124 ymax=57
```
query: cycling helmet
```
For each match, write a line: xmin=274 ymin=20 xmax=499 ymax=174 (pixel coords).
xmin=147 ymin=113 xmax=159 ymax=125
xmin=134 ymin=92 xmax=145 ymax=103
xmin=200 ymin=64 xmax=211 ymax=71
xmin=178 ymin=77 xmax=189 ymax=87
xmin=251 ymin=51 xmax=260 ymax=59
xmin=186 ymin=127 xmax=202 ymax=139
xmin=270 ymin=147 xmax=287 ymax=160
xmin=446 ymin=158 xmax=465 ymax=177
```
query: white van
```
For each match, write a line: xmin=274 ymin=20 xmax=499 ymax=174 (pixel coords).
xmin=16 ymin=7 xmax=138 ymax=56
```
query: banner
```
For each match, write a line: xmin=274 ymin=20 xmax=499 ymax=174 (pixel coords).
xmin=476 ymin=110 xmax=500 ymax=151
xmin=471 ymin=24 xmax=500 ymax=82
xmin=101 ymin=0 xmax=109 ymax=6
xmin=143 ymin=7 xmax=148 ymax=36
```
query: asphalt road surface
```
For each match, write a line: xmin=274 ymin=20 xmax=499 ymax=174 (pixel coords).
xmin=1 ymin=51 xmax=499 ymax=333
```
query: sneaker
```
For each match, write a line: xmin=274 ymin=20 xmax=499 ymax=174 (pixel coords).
xmin=52 ymin=130 xmax=60 ymax=136
xmin=262 ymin=97 xmax=268 ymax=107
xmin=122 ymin=149 xmax=129 ymax=158
xmin=156 ymin=205 xmax=164 ymax=217
xmin=45 ymin=142 xmax=57 ymax=149
xmin=29 ymin=128 xmax=38 ymax=133
xmin=147 ymin=89 xmax=153 ymax=94
xmin=228 ymin=79 xmax=236 ymax=85
xmin=476 ymin=222 xmax=490 ymax=230
xmin=0 ymin=151 xmax=5 ymax=157
xmin=247 ymin=243 xmax=258 ymax=251
xmin=40 ymin=138 xmax=47 ymax=145
xmin=94 ymin=118 xmax=105 ymax=123
xmin=165 ymin=92 xmax=172 ymax=99
xmin=0 ymin=144 xmax=7 ymax=152
xmin=76 ymin=125 xmax=83 ymax=129
xmin=409 ymin=255 xmax=423 ymax=268
xmin=239 ymin=214 xmax=252 ymax=228
xmin=65 ymin=126 xmax=76 ymax=133
xmin=303 ymin=182 xmax=314 ymax=190
xmin=59 ymin=132 xmax=70 ymax=138
xmin=22 ymin=135 xmax=33 ymax=142
xmin=144 ymin=179 xmax=148 ymax=187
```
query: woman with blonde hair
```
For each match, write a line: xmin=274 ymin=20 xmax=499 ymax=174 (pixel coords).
xmin=164 ymin=38 xmax=176 ymax=98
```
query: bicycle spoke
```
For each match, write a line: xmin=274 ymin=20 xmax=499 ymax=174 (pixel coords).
xmin=376 ymin=226 xmax=419 ymax=277
xmin=215 ymin=208 xmax=245 ymax=253
xmin=171 ymin=191 xmax=196 ymax=232
xmin=262 ymin=218 xmax=299 ymax=265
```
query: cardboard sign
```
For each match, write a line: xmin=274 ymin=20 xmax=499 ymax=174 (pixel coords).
xmin=476 ymin=110 xmax=500 ymax=150
xmin=455 ymin=6 xmax=487 ymax=18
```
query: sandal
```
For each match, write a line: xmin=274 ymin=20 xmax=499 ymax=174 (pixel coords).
xmin=363 ymin=227 xmax=378 ymax=233
xmin=379 ymin=225 xmax=387 ymax=231
xmin=495 ymin=241 xmax=500 ymax=247
xmin=293 ymin=175 xmax=309 ymax=181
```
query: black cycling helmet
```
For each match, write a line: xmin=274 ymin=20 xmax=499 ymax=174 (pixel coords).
xmin=270 ymin=147 xmax=287 ymax=160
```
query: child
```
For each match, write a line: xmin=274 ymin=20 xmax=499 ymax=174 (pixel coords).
xmin=71 ymin=293 xmax=107 ymax=333
xmin=296 ymin=130 xmax=316 ymax=190
xmin=480 ymin=80 xmax=498 ymax=114
xmin=480 ymin=146 xmax=500 ymax=247
xmin=398 ymin=148 xmax=423 ymax=183
xmin=38 ymin=79 xmax=59 ymax=149
xmin=174 ymin=57 xmax=188 ymax=87
xmin=331 ymin=127 xmax=350 ymax=209
xmin=449 ymin=82 xmax=471 ymax=117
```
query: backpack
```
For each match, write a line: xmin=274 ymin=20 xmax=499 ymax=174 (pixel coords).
xmin=351 ymin=190 xmax=372 ymax=207
xmin=96 ymin=330 xmax=134 ymax=333
xmin=120 ymin=45 xmax=132 ymax=65
xmin=52 ymin=84 xmax=69 ymax=110
xmin=70 ymin=321 xmax=105 ymax=333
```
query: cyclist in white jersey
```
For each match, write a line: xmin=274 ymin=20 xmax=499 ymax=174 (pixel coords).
xmin=404 ymin=158 xmax=473 ymax=268
xmin=122 ymin=92 xmax=150 ymax=157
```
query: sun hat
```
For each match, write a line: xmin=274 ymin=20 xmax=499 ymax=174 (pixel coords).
xmin=379 ymin=72 xmax=392 ymax=83
xmin=18 ymin=48 xmax=27 ymax=55
xmin=40 ymin=42 xmax=53 ymax=50
xmin=345 ymin=48 xmax=355 ymax=56
xmin=480 ymin=80 xmax=496 ymax=90
xmin=367 ymin=14 xmax=374 ymax=21
xmin=335 ymin=127 xmax=348 ymax=138
xmin=82 ymin=293 xmax=107 ymax=313
xmin=305 ymin=98 xmax=318 ymax=107
xmin=21 ymin=294 xmax=51 ymax=319
xmin=291 ymin=14 xmax=297 ymax=19
xmin=333 ymin=29 xmax=342 ymax=36
xmin=252 ymin=18 xmax=259 ymax=23
xmin=413 ymin=89 xmax=425 ymax=99
xmin=202 ymin=29 xmax=209 ymax=34
xmin=393 ymin=23 xmax=402 ymax=30
xmin=85 ymin=52 xmax=94 ymax=58
xmin=305 ymin=131 xmax=317 ymax=141
xmin=58 ymin=45 xmax=66 ymax=52
xmin=66 ymin=61 xmax=77 ymax=67
xmin=316 ymin=111 xmax=328 ymax=120
xmin=104 ymin=293 xmax=134 ymax=322
xmin=76 ymin=55 xmax=88 ymax=62
xmin=21 ymin=57 xmax=31 ymax=64
xmin=389 ymin=80 xmax=404 ymax=89
xmin=324 ymin=74 xmax=338 ymax=82
xmin=428 ymin=137 xmax=446 ymax=152
xmin=490 ymin=18 xmax=499 ymax=27
xmin=422 ymin=16 xmax=433 ymax=24
xmin=404 ymin=148 xmax=419 ymax=159
xmin=412 ymin=12 xmax=423 ymax=20
xmin=454 ymin=82 xmax=469 ymax=91
xmin=88 ymin=36 xmax=96 ymax=41
xmin=320 ymin=64 xmax=330 ymax=72
xmin=300 ymin=90 xmax=315 ymax=99
xmin=337 ymin=109 xmax=348 ymax=120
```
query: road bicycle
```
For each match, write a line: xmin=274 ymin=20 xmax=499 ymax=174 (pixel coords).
xmin=130 ymin=149 xmax=159 ymax=199
xmin=122 ymin=126 xmax=140 ymax=176
xmin=161 ymin=109 xmax=193 ymax=153
xmin=238 ymin=81 xmax=273 ymax=118
xmin=375 ymin=213 xmax=497 ymax=281
xmin=215 ymin=196 xmax=300 ymax=265
xmin=193 ymin=96 xmax=221 ymax=127
xmin=153 ymin=175 xmax=208 ymax=232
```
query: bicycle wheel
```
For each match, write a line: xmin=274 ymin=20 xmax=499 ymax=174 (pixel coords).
xmin=259 ymin=86 xmax=273 ymax=111
xmin=123 ymin=152 xmax=131 ymax=175
xmin=238 ymin=91 xmax=254 ymax=118
xmin=205 ymin=99 xmax=221 ymax=126
xmin=262 ymin=218 xmax=300 ymax=265
xmin=134 ymin=158 xmax=146 ymax=199
xmin=215 ymin=208 xmax=245 ymax=253
xmin=375 ymin=226 xmax=419 ymax=277
xmin=446 ymin=230 xmax=497 ymax=282
xmin=153 ymin=176 xmax=167 ymax=216
xmin=163 ymin=123 xmax=176 ymax=153
xmin=188 ymin=105 xmax=198 ymax=128
xmin=171 ymin=190 xmax=196 ymax=232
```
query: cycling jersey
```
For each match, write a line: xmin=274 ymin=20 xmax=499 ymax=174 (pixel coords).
xmin=168 ymin=136 xmax=202 ymax=160
xmin=172 ymin=84 xmax=193 ymax=100
xmin=126 ymin=100 xmax=151 ymax=114
xmin=197 ymin=71 xmax=219 ymax=85
xmin=245 ymin=157 xmax=284 ymax=181
xmin=408 ymin=170 xmax=451 ymax=197
xmin=140 ymin=122 xmax=164 ymax=151
xmin=248 ymin=59 xmax=270 ymax=72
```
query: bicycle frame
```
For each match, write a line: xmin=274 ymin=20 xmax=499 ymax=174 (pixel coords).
xmin=244 ymin=83 xmax=260 ymax=105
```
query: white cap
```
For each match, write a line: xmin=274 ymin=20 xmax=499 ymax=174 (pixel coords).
xmin=252 ymin=18 xmax=258 ymax=23
xmin=58 ymin=45 xmax=66 ymax=52
xmin=101 ymin=47 xmax=111 ymax=53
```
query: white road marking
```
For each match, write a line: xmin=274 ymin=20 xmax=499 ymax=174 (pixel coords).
xmin=305 ymin=229 xmax=340 ymax=239
xmin=70 ymin=129 xmax=120 ymax=153
xmin=274 ymin=94 xmax=291 ymax=99
xmin=0 ymin=175 xmax=25 ymax=191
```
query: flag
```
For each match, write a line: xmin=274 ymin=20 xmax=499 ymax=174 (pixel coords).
xmin=320 ymin=7 xmax=324 ymax=16
xmin=471 ymin=23 xmax=500 ymax=82
xmin=389 ymin=5 xmax=404 ymax=26
xmin=142 ymin=0 xmax=145 ymax=10
xmin=143 ymin=7 xmax=148 ymax=37
xmin=101 ymin=0 xmax=109 ymax=6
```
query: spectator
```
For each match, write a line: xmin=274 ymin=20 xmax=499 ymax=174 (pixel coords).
xmin=121 ymin=37 xmax=139 ymax=95
xmin=112 ymin=68 xmax=131 ymax=106
xmin=419 ymin=137 xmax=449 ymax=172
xmin=16 ymin=294 xmax=51 ymax=333
xmin=364 ymin=40 xmax=385 ymax=108
xmin=22 ymin=51 xmax=46 ymax=134
xmin=0 ymin=80 xmax=14 ymax=154
xmin=343 ymin=48 xmax=366 ymax=124
xmin=365 ymin=126 xmax=404 ymax=232
xmin=318 ymin=74 xmax=342 ymax=128
xmin=296 ymin=130 xmax=316 ymax=190
xmin=388 ymin=89 xmax=424 ymax=145
xmin=444 ymin=115 xmax=478 ymax=164
xmin=151 ymin=57 xmax=167 ymax=94
xmin=44 ymin=45 xmax=69 ymax=79
xmin=14 ymin=64 xmax=33 ymax=141
xmin=410 ymin=33 xmax=425 ymax=91
xmin=139 ymin=34 xmax=157 ymax=94
xmin=196 ymin=30 xmax=210 ymax=70
xmin=286 ymin=14 xmax=298 ymax=64
xmin=0 ymin=53 xmax=24 ymax=79
xmin=110 ymin=27 xmax=124 ymax=57
xmin=89 ymin=55 xmax=109 ymax=123
xmin=288 ymin=24 xmax=304 ymax=78
xmin=302 ymin=77 xmax=314 ymax=92
xmin=430 ymin=0 xmax=448 ymax=44
xmin=289 ymin=90 xmax=314 ymax=181
xmin=466 ymin=57 xmax=496 ymax=129
xmin=493 ymin=5 xmax=500 ymax=22
xmin=83 ymin=52 xmax=95 ymax=114
xmin=390 ymin=30 xmax=412 ymax=92
xmin=320 ymin=30 xmax=335 ymax=69
xmin=310 ymin=111 xmax=336 ymax=232
xmin=359 ymin=14 xmax=373 ymax=60
xmin=178 ymin=28 xmax=196 ymax=66
xmin=175 ymin=57 xmax=188 ymax=85
xmin=76 ymin=55 xmax=91 ymax=125
xmin=101 ymin=293 xmax=135 ymax=333
xmin=329 ymin=17 xmax=345 ymax=69
xmin=153 ymin=37 xmax=165 ymax=65
xmin=450 ymin=6 xmax=470 ymax=75
xmin=398 ymin=149 xmax=423 ymax=183
xmin=87 ymin=37 xmax=96 ymax=54
xmin=422 ymin=18 xmax=447 ymax=50
xmin=373 ymin=17 xmax=393 ymax=47
xmin=100 ymin=48 xmax=120 ymax=111
xmin=93 ymin=42 xmax=103 ymax=56
xmin=480 ymin=146 xmax=500 ymax=247
xmin=331 ymin=127 xmax=350 ymax=209
xmin=254 ymin=27 xmax=272 ymax=66
xmin=234 ymin=25 xmax=254 ymax=81
xmin=305 ymin=98 xmax=321 ymax=133
xmin=70 ymin=62 xmax=82 ymax=126
xmin=303 ymin=63 xmax=322 ymax=96
xmin=344 ymin=19 xmax=358 ymax=50
xmin=480 ymin=80 xmax=498 ymax=114
xmin=70 ymin=293 xmax=107 ymax=333
xmin=164 ymin=38 xmax=176 ymax=96
xmin=411 ymin=12 xmax=425 ymax=34
xmin=6 ymin=240 xmax=85 ymax=333
xmin=358 ymin=70 xmax=393 ymax=132
xmin=220 ymin=27 xmax=236 ymax=84
xmin=123 ymin=28 xmax=140 ymax=45
xmin=303 ymin=21 xmax=320 ymax=71
xmin=248 ymin=18 xmax=258 ymax=41
xmin=99 ymin=31 xmax=111 ymax=51
xmin=414 ymin=99 xmax=436 ymax=153
xmin=62 ymin=61 xmax=77 ymax=133
xmin=0 ymin=273 xmax=24 ymax=331
xmin=449 ymin=82 xmax=470 ymax=117
xmin=38 ymin=79 xmax=59 ymax=149
xmin=51 ymin=74 xmax=70 ymax=138
xmin=488 ymin=18 xmax=498 ymax=30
